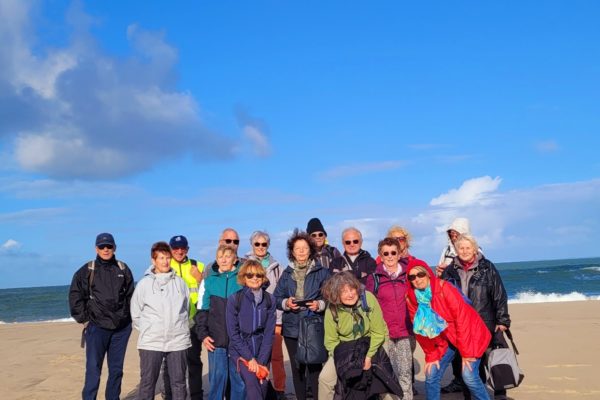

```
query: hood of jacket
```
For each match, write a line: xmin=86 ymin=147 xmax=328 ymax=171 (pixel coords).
xmin=447 ymin=217 xmax=471 ymax=235
xmin=405 ymin=259 xmax=438 ymax=306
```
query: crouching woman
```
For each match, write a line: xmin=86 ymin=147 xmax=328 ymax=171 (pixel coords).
xmin=226 ymin=260 xmax=277 ymax=399
xmin=318 ymin=271 xmax=403 ymax=400
xmin=131 ymin=241 xmax=191 ymax=400
xmin=405 ymin=260 xmax=491 ymax=400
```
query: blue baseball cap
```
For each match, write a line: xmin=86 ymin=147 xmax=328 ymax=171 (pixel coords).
xmin=169 ymin=235 xmax=189 ymax=249
xmin=95 ymin=232 xmax=116 ymax=247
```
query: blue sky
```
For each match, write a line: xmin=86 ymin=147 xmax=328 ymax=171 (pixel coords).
xmin=1 ymin=0 xmax=599 ymax=288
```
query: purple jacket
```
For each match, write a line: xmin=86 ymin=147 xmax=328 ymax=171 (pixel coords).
xmin=226 ymin=287 xmax=276 ymax=365
xmin=365 ymin=263 xmax=413 ymax=339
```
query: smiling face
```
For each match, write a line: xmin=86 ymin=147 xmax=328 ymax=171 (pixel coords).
xmin=243 ymin=267 xmax=265 ymax=290
xmin=456 ymin=239 xmax=477 ymax=263
xmin=340 ymin=284 xmax=359 ymax=306
xmin=252 ymin=235 xmax=269 ymax=258
xmin=379 ymin=244 xmax=400 ymax=270
xmin=170 ymin=246 xmax=188 ymax=263
xmin=408 ymin=268 xmax=430 ymax=290
xmin=152 ymin=251 xmax=172 ymax=274
xmin=292 ymin=239 xmax=310 ymax=264
xmin=342 ymin=229 xmax=362 ymax=256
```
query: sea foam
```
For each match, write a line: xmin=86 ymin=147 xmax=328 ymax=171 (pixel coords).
xmin=509 ymin=291 xmax=600 ymax=304
xmin=0 ymin=317 xmax=74 ymax=324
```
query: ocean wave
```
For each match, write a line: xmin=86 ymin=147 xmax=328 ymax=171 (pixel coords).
xmin=509 ymin=291 xmax=600 ymax=304
xmin=0 ymin=317 xmax=74 ymax=324
xmin=582 ymin=266 xmax=600 ymax=272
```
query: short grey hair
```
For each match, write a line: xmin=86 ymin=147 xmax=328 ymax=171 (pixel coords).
xmin=341 ymin=227 xmax=362 ymax=240
xmin=455 ymin=233 xmax=479 ymax=253
xmin=250 ymin=230 xmax=270 ymax=245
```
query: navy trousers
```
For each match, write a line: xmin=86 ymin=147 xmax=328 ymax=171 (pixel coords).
xmin=83 ymin=322 xmax=132 ymax=400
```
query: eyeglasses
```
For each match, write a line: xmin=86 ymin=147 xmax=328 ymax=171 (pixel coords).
xmin=394 ymin=237 xmax=406 ymax=242
xmin=224 ymin=239 xmax=240 ymax=245
xmin=98 ymin=244 xmax=114 ymax=250
xmin=407 ymin=271 xmax=428 ymax=281
xmin=253 ymin=242 xmax=268 ymax=248
xmin=382 ymin=251 xmax=398 ymax=257
xmin=245 ymin=273 xmax=265 ymax=279
xmin=344 ymin=239 xmax=360 ymax=245
xmin=310 ymin=232 xmax=324 ymax=238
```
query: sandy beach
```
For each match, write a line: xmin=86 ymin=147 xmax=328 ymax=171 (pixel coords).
xmin=1 ymin=300 xmax=598 ymax=400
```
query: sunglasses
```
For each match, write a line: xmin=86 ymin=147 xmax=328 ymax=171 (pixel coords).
xmin=382 ymin=251 xmax=398 ymax=257
xmin=254 ymin=242 xmax=268 ymax=248
xmin=344 ymin=239 xmax=360 ymax=245
xmin=245 ymin=273 xmax=265 ymax=279
xmin=98 ymin=244 xmax=114 ymax=250
xmin=224 ymin=239 xmax=240 ymax=245
xmin=310 ymin=232 xmax=325 ymax=238
xmin=394 ymin=237 xmax=407 ymax=242
xmin=407 ymin=271 xmax=428 ymax=281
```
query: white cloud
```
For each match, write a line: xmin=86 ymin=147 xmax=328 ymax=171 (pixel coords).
xmin=534 ymin=139 xmax=559 ymax=153
xmin=317 ymin=178 xmax=600 ymax=264
xmin=1 ymin=239 xmax=21 ymax=252
xmin=0 ymin=1 xmax=238 ymax=179
xmin=430 ymin=176 xmax=502 ymax=207
xmin=319 ymin=160 xmax=407 ymax=180
xmin=235 ymin=108 xmax=272 ymax=157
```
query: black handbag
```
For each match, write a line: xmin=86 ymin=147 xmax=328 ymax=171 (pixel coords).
xmin=296 ymin=313 xmax=328 ymax=364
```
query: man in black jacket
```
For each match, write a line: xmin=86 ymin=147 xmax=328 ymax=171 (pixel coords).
xmin=69 ymin=233 xmax=135 ymax=400
xmin=330 ymin=227 xmax=376 ymax=283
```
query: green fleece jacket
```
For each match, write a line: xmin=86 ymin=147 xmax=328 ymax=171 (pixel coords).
xmin=324 ymin=290 xmax=388 ymax=357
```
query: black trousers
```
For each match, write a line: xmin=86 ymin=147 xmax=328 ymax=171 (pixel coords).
xmin=284 ymin=336 xmax=322 ymax=400
xmin=164 ymin=329 xmax=203 ymax=400
xmin=138 ymin=349 xmax=187 ymax=400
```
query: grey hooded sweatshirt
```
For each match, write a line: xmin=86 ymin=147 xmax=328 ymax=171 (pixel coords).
xmin=131 ymin=267 xmax=191 ymax=352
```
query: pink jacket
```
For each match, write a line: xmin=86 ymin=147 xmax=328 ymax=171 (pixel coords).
xmin=365 ymin=262 xmax=413 ymax=339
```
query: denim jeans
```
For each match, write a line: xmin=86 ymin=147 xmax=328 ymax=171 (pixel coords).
xmin=424 ymin=346 xmax=489 ymax=400
xmin=83 ymin=322 xmax=132 ymax=400
xmin=207 ymin=347 xmax=245 ymax=400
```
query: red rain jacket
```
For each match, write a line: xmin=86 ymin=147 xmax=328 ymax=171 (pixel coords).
xmin=405 ymin=260 xmax=491 ymax=363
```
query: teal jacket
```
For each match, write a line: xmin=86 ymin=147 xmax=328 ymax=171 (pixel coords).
xmin=194 ymin=264 xmax=243 ymax=347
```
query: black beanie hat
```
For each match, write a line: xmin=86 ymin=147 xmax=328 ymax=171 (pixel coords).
xmin=306 ymin=217 xmax=326 ymax=236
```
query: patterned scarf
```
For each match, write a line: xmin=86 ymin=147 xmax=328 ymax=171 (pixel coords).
xmin=413 ymin=286 xmax=447 ymax=338
xmin=338 ymin=302 xmax=365 ymax=338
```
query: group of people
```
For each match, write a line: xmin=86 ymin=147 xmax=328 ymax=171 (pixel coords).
xmin=68 ymin=217 xmax=511 ymax=400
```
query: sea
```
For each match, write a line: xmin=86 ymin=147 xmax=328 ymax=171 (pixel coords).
xmin=1 ymin=257 xmax=599 ymax=324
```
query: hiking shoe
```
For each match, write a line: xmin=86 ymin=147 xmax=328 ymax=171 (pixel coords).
xmin=441 ymin=379 xmax=464 ymax=393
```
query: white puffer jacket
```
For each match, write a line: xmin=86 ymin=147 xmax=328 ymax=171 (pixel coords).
xmin=131 ymin=267 xmax=191 ymax=352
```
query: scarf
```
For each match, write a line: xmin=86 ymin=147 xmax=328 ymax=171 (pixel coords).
xmin=413 ymin=286 xmax=447 ymax=338
xmin=336 ymin=301 xmax=366 ymax=338
xmin=292 ymin=259 xmax=313 ymax=299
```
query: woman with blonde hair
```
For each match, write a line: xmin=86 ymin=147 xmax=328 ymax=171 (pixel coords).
xmin=226 ymin=259 xmax=277 ymax=399
xmin=406 ymin=260 xmax=490 ymax=400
